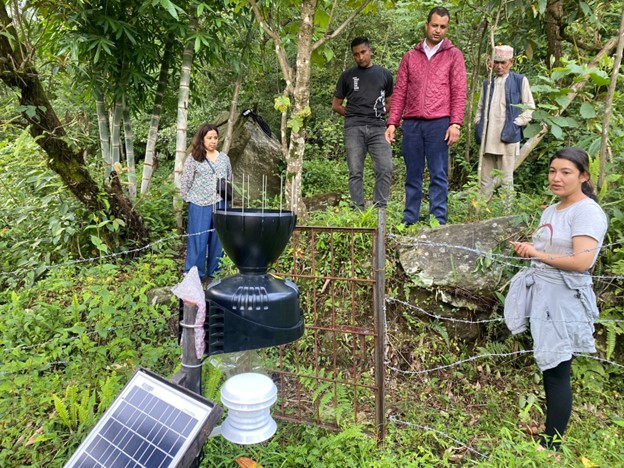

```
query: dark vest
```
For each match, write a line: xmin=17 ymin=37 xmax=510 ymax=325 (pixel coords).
xmin=475 ymin=72 xmax=524 ymax=144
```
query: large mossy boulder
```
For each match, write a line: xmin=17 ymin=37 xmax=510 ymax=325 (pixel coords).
xmin=396 ymin=215 xmax=527 ymax=339
xmin=214 ymin=111 xmax=283 ymax=202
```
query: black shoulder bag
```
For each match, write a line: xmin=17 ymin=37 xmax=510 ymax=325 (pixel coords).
xmin=206 ymin=157 xmax=233 ymax=202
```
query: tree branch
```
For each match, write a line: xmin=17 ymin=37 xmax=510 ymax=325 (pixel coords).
xmin=249 ymin=0 xmax=294 ymax=94
xmin=598 ymin=5 xmax=624 ymax=190
xmin=516 ymin=35 xmax=619 ymax=169
xmin=312 ymin=0 xmax=372 ymax=51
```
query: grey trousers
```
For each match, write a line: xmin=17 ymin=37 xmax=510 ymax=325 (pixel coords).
xmin=344 ymin=125 xmax=393 ymax=209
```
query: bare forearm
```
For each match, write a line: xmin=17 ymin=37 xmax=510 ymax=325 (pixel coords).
xmin=510 ymin=240 xmax=597 ymax=273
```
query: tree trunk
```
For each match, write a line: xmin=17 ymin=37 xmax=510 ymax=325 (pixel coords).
xmin=123 ymin=105 xmax=137 ymax=202
xmin=111 ymin=95 xmax=123 ymax=167
xmin=545 ymin=0 xmax=563 ymax=67
xmin=516 ymin=36 xmax=619 ymax=169
xmin=279 ymin=89 xmax=289 ymax=158
xmin=463 ymin=19 xmax=488 ymax=167
xmin=222 ymin=76 xmax=241 ymax=155
xmin=478 ymin=8 xmax=501 ymax=189
xmin=141 ymin=40 xmax=173 ymax=195
xmin=0 ymin=4 xmax=148 ymax=241
xmin=94 ymin=88 xmax=112 ymax=179
xmin=174 ymin=15 xmax=198 ymax=230
xmin=222 ymin=17 xmax=255 ymax=155
xmin=598 ymin=3 xmax=624 ymax=191
xmin=250 ymin=0 xmax=370 ymax=213
xmin=283 ymin=0 xmax=316 ymax=214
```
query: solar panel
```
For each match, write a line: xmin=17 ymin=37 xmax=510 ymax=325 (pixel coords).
xmin=65 ymin=368 xmax=222 ymax=468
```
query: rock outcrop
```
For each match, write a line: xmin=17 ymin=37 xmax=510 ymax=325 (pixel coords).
xmin=395 ymin=215 xmax=527 ymax=339
xmin=213 ymin=111 xmax=283 ymax=203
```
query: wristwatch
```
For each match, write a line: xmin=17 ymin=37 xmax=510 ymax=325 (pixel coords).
xmin=451 ymin=124 xmax=461 ymax=130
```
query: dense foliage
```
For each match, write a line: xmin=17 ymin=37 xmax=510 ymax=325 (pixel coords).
xmin=1 ymin=0 xmax=623 ymax=465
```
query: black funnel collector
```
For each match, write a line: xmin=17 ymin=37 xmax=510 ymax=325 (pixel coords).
xmin=205 ymin=208 xmax=304 ymax=355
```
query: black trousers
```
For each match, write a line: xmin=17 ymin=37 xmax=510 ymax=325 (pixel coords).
xmin=541 ymin=359 xmax=573 ymax=449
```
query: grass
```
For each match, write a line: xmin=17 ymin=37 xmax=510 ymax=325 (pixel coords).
xmin=1 ymin=153 xmax=622 ymax=467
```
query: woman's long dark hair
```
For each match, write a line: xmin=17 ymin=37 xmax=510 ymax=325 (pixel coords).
xmin=190 ymin=123 xmax=219 ymax=162
xmin=549 ymin=147 xmax=598 ymax=202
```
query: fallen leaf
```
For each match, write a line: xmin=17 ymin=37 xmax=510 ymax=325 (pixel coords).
xmin=26 ymin=427 xmax=44 ymax=446
xmin=235 ymin=457 xmax=264 ymax=468
xmin=580 ymin=456 xmax=598 ymax=468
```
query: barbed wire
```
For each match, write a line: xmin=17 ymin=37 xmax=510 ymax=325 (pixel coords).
xmin=388 ymin=234 xmax=624 ymax=282
xmin=0 ymin=228 xmax=214 ymax=278
xmin=2 ymin=226 xmax=623 ymax=283
xmin=385 ymin=350 xmax=534 ymax=376
xmin=386 ymin=296 xmax=624 ymax=325
xmin=2 ymin=317 xmax=166 ymax=355
xmin=388 ymin=415 xmax=488 ymax=459
xmin=387 ymin=296 xmax=503 ymax=324
xmin=384 ymin=344 xmax=624 ymax=377
xmin=0 ymin=316 xmax=173 ymax=378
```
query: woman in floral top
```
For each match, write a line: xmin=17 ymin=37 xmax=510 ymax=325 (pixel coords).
xmin=180 ymin=123 xmax=232 ymax=280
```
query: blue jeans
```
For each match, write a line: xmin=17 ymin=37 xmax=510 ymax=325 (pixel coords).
xmin=401 ymin=118 xmax=450 ymax=224
xmin=344 ymin=125 xmax=393 ymax=209
xmin=185 ymin=201 xmax=227 ymax=279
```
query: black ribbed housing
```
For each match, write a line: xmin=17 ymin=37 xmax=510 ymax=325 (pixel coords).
xmin=205 ymin=209 xmax=304 ymax=355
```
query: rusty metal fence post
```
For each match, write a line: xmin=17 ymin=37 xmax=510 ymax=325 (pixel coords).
xmin=374 ymin=208 xmax=387 ymax=442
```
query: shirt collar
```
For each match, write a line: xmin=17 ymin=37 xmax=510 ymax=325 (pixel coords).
xmin=423 ymin=39 xmax=444 ymax=59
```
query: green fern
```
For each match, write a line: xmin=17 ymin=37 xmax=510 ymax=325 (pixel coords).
xmin=98 ymin=376 xmax=118 ymax=414
xmin=52 ymin=394 xmax=72 ymax=429
xmin=605 ymin=322 xmax=618 ymax=361
xmin=64 ymin=385 xmax=80 ymax=429
xmin=203 ymin=363 xmax=223 ymax=401
xmin=77 ymin=390 xmax=96 ymax=426
xmin=332 ymin=384 xmax=350 ymax=427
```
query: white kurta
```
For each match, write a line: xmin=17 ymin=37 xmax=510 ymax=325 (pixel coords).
xmin=475 ymin=73 xmax=534 ymax=155
xmin=475 ymin=73 xmax=535 ymax=202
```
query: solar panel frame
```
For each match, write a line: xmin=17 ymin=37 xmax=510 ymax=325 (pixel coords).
xmin=65 ymin=368 xmax=222 ymax=468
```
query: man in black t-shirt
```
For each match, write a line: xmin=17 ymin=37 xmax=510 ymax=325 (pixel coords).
xmin=332 ymin=37 xmax=394 ymax=210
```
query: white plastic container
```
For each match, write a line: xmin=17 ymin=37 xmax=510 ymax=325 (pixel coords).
xmin=219 ymin=373 xmax=278 ymax=445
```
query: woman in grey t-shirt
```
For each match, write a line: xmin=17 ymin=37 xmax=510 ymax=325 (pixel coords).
xmin=508 ymin=147 xmax=607 ymax=451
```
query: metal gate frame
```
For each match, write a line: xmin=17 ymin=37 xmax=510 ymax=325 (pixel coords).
xmin=265 ymin=210 xmax=387 ymax=440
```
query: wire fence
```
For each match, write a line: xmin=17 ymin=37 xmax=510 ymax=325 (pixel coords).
xmin=2 ymin=217 xmax=623 ymax=460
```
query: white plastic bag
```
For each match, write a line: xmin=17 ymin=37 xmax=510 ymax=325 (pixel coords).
xmin=171 ymin=267 xmax=205 ymax=358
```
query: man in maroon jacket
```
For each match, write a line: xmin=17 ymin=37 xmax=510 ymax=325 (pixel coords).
xmin=385 ymin=6 xmax=466 ymax=225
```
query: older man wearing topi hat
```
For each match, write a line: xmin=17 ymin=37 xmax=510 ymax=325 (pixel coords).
xmin=475 ymin=45 xmax=535 ymax=206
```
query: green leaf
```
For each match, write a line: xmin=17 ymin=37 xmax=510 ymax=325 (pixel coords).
xmin=589 ymin=70 xmax=610 ymax=86
xmin=580 ymin=102 xmax=597 ymax=119
xmin=580 ymin=1 xmax=592 ymax=16
xmin=552 ymin=116 xmax=578 ymax=128
xmin=612 ymin=418 xmax=624 ymax=428
xmin=523 ymin=123 xmax=542 ymax=139
xmin=157 ymin=0 xmax=179 ymax=20
xmin=532 ymin=109 xmax=551 ymax=122
xmin=287 ymin=115 xmax=304 ymax=133
xmin=550 ymin=123 xmax=563 ymax=140
xmin=537 ymin=0 xmax=547 ymax=13
xmin=95 ymin=321 xmax=109 ymax=338
xmin=53 ymin=395 xmax=71 ymax=428
xmin=314 ymin=9 xmax=330 ymax=29
xmin=537 ymin=103 xmax=558 ymax=111
xmin=17 ymin=105 xmax=38 ymax=119
xmin=274 ymin=95 xmax=291 ymax=113
xmin=554 ymin=95 xmax=570 ymax=108
xmin=530 ymin=84 xmax=558 ymax=93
